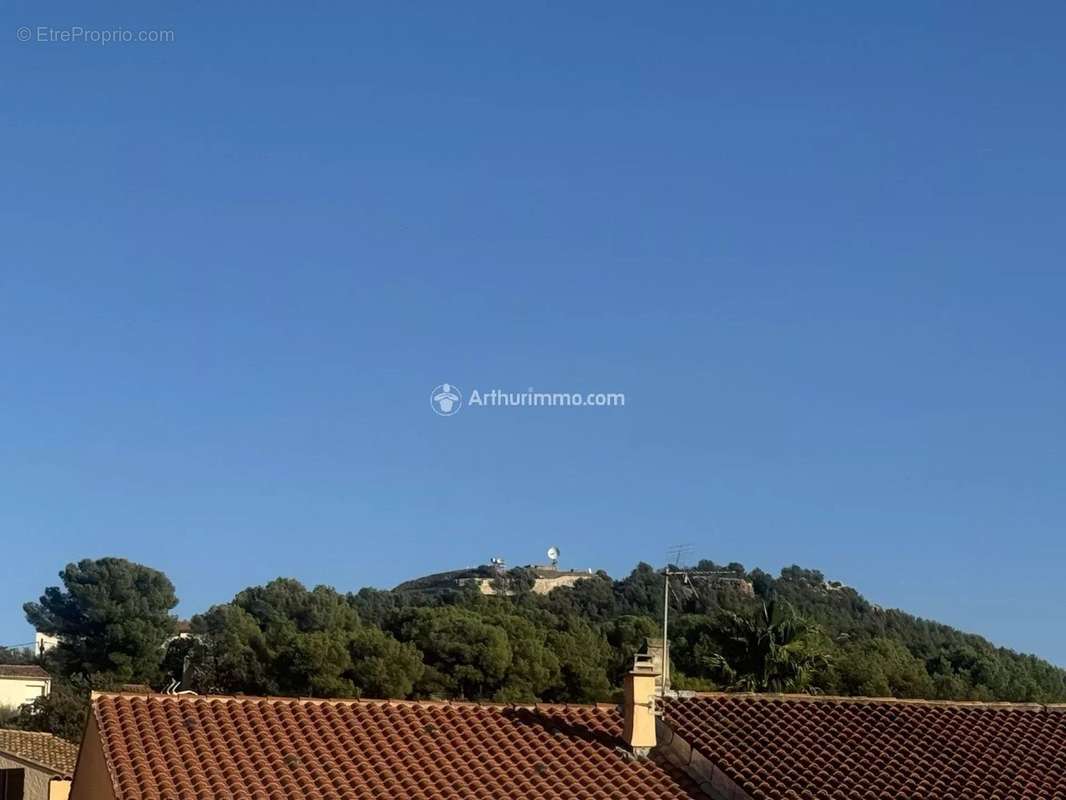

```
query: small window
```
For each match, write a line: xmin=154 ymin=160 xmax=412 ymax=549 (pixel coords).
xmin=0 ymin=768 xmax=24 ymax=800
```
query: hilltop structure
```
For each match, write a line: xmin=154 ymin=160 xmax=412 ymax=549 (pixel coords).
xmin=458 ymin=564 xmax=595 ymax=596
xmin=394 ymin=553 xmax=597 ymax=598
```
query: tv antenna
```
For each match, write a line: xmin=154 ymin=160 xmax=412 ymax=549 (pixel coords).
xmin=547 ymin=545 xmax=560 ymax=568
xmin=660 ymin=544 xmax=734 ymax=698
xmin=668 ymin=543 xmax=695 ymax=568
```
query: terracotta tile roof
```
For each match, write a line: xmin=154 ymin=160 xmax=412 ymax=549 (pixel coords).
xmin=665 ymin=693 xmax=1066 ymax=800
xmin=91 ymin=693 xmax=706 ymax=799
xmin=0 ymin=664 xmax=50 ymax=680
xmin=0 ymin=728 xmax=79 ymax=776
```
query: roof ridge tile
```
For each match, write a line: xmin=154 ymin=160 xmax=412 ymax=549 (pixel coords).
xmin=674 ymin=691 xmax=1052 ymax=711
xmin=91 ymin=691 xmax=615 ymax=713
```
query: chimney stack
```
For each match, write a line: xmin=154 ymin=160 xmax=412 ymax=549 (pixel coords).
xmin=623 ymin=653 xmax=660 ymax=754
xmin=644 ymin=637 xmax=670 ymax=695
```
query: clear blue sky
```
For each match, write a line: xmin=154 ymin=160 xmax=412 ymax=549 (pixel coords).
xmin=3 ymin=2 xmax=1064 ymax=664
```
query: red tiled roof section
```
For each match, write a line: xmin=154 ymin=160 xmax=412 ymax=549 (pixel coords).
xmin=665 ymin=693 xmax=1066 ymax=800
xmin=0 ymin=664 xmax=50 ymax=679
xmin=92 ymin=693 xmax=706 ymax=800
xmin=0 ymin=728 xmax=79 ymax=776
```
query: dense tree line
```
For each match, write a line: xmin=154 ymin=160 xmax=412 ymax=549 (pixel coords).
xmin=9 ymin=556 xmax=1066 ymax=741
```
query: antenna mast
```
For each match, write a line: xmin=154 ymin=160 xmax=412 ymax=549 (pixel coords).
xmin=661 ymin=544 xmax=734 ymax=699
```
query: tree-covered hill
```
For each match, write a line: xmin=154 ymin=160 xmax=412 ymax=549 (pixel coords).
xmin=13 ymin=557 xmax=1066 ymax=741
xmin=392 ymin=567 xmax=490 ymax=594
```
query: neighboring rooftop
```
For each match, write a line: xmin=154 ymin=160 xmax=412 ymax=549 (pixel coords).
xmin=116 ymin=684 xmax=153 ymax=695
xmin=664 ymin=692 xmax=1066 ymax=800
xmin=0 ymin=728 xmax=79 ymax=776
xmin=88 ymin=693 xmax=705 ymax=800
xmin=0 ymin=664 xmax=50 ymax=680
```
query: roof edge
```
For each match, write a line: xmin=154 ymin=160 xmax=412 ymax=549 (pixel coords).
xmin=672 ymin=691 xmax=1058 ymax=711
xmin=0 ymin=748 xmax=72 ymax=778
xmin=91 ymin=689 xmax=1066 ymax=713
xmin=90 ymin=691 xmax=620 ymax=713
xmin=0 ymin=665 xmax=51 ymax=679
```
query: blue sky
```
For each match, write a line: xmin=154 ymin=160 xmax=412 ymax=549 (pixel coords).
xmin=2 ymin=2 xmax=1065 ymax=664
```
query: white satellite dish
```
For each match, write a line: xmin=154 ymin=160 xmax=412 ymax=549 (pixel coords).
xmin=547 ymin=546 xmax=560 ymax=565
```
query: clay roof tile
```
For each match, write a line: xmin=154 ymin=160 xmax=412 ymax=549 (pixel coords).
xmin=0 ymin=728 xmax=79 ymax=776
xmin=89 ymin=693 xmax=703 ymax=799
xmin=665 ymin=693 xmax=1066 ymax=800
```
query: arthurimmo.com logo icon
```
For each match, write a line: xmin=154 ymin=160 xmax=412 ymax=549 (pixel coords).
xmin=430 ymin=383 xmax=462 ymax=416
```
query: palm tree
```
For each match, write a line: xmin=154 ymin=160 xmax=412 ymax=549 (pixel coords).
xmin=704 ymin=601 xmax=829 ymax=693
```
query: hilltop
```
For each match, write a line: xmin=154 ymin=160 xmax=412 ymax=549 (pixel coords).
xmin=370 ymin=558 xmax=1066 ymax=703
xmin=394 ymin=562 xmax=597 ymax=597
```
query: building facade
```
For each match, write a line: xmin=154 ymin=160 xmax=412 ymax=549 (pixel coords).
xmin=0 ymin=667 xmax=51 ymax=711
xmin=0 ymin=730 xmax=77 ymax=800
